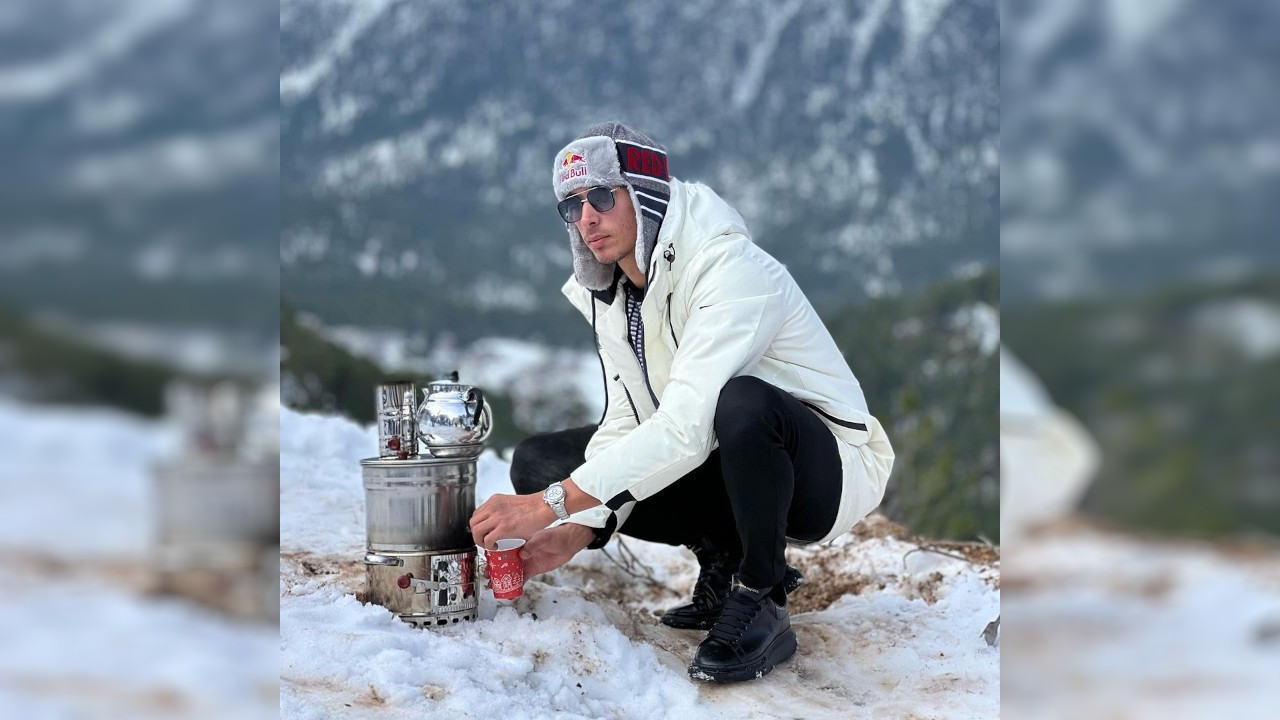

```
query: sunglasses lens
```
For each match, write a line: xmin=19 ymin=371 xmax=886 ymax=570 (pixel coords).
xmin=587 ymin=186 xmax=617 ymax=213
xmin=557 ymin=197 xmax=580 ymax=223
xmin=557 ymin=187 xmax=616 ymax=223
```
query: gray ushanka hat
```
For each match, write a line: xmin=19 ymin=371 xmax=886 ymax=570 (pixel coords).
xmin=552 ymin=122 xmax=671 ymax=291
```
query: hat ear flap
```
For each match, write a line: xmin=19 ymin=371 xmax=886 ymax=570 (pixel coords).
xmin=627 ymin=185 xmax=653 ymax=274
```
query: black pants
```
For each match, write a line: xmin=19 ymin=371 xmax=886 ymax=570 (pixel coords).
xmin=510 ymin=375 xmax=843 ymax=590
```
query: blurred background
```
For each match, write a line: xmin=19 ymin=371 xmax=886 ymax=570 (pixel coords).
xmin=1001 ymin=0 xmax=1280 ymax=716
xmin=0 ymin=0 xmax=279 ymax=717
xmin=17 ymin=0 xmax=1278 ymax=716
xmin=279 ymin=0 xmax=1001 ymax=542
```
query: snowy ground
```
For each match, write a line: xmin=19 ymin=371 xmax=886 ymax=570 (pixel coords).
xmin=0 ymin=399 xmax=278 ymax=720
xmin=280 ymin=407 xmax=1001 ymax=719
xmin=1003 ymin=520 xmax=1280 ymax=718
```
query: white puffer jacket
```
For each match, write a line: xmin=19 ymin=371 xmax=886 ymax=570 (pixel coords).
xmin=559 ymin=179 xmax=894 ymax=544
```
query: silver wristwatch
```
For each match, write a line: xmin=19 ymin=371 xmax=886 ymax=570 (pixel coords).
xmin=543 ymin=481 xmax=570 ymax=521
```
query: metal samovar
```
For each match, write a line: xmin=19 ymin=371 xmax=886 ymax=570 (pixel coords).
xmin=361 ymin=373 xmax=491 ymax=628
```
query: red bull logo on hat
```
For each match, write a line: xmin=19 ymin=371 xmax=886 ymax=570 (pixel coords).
xmin=558 ymin=149 xmax=588 ymax=184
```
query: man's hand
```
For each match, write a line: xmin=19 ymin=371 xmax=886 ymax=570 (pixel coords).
xmin=470 ymin=492 xmax=556 ymax=549
xmin=520 ymin=524 xmax=595 ymax=577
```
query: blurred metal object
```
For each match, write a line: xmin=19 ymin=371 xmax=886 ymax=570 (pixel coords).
xmin=151 ymin=378 xmax=279 ymax=621
xmin=166 ymin=379 xmax=251 ymax=457
xmin=360 ymin=454 xmax=479 ymax=627
xmin=153 ymin=456 xmax=279 ymax=547
xmin=416 ymin=371 xmax=492 ymax=449
xmin=376 ymin=380 xmax=417 ymax=459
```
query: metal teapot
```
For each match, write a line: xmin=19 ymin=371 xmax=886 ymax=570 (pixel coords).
xmin=416 ymin=372 xmax=492 ymax=453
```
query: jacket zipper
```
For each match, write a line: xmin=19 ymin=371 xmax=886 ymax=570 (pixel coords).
xmin=633 ymin=250 xmax=664 ymax=410
xmin=591 ymin=301 xmax=608 ymax=425
xmin=613 ymin=374 xmax=642 ymax=425
xmin=666 ymin=293 xmax=678 ymax=348
xmin=637 ymin=350 xmax=660 ymax=410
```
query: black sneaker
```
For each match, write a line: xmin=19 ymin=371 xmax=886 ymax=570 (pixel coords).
xmin=687 ymin=578 xmax=798 ymax=683
xmin=661 ymin=543 xmax=804 ymax=631
xmin=660 ymin=541 xmax=738 ymax=630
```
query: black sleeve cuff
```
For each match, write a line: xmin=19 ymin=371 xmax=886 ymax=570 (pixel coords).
xmin=586 ymin=512 xmax=619 ymax=550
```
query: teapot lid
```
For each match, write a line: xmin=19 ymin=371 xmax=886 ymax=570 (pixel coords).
xmin=427 ymin=370 xmax=471 ymax=394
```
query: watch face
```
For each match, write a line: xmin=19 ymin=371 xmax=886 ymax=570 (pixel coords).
xmin=546 ymin=485 xmax=565 ymax=502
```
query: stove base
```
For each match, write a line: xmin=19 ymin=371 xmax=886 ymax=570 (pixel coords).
xmin=364 ymin=548 xmax=478 ymax=627
xmin=397 ymin=609 xmax=479 ymax=628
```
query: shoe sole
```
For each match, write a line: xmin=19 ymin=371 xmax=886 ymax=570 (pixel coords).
xmin=687 ymin=628 xmax=798 ymax=683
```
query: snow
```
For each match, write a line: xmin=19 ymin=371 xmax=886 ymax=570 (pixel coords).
xmin=279 ymin=0 xmax=395 ymax=103
xmin=0 ymin=399 xmax=278 ymax=719
xmin=281 ymin=407 xmax=999 ymax=718
xmin=0 ymin=398 xmax=175 ymax=555
xmin=1103 ymin=0 xmax=1188 ymax=47
xmin=952 ymin=302 xmax=1000 ymax=355
xmin=0 ymin=0 xmax=193 ymax=102
xmin=730 ymin=0 xmax=804 ymax=112
xmin=1003 ymin=523 xmax=1280 ymax=718
xmin=848 ymin=0 xmax=896 ymax=90
xmin=1189 ymin=298 xmax=1280 ymax=361
xmin=902 ymin=0 xmax=955 ymax=58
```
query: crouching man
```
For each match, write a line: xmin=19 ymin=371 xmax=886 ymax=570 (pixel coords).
xmin=470 ymin=122 xmax=894 ymax=683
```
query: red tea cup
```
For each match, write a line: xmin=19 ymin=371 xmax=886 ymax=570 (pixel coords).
xmin=484 ymin=538 xmax=526 ymax=600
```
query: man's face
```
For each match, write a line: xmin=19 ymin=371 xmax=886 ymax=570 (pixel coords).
xmin=569 ymin=185 xmax=637 ymax=267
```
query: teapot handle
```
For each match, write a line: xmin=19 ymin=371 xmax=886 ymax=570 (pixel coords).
xmin=465 ymin=388 xmax=485 ymax=426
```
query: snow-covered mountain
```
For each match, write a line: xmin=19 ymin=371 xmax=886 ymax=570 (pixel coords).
xmin=0 ymin=0 xmax=279 ymax=341
xmin=1001 ymin=0 xmax=1280 ymax=301
xmin=280 ymin=0 xmax=1000 ymax=339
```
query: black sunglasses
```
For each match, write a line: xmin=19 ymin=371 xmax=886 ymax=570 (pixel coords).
xmin=557 ymin=186 xmax=621 ymax=223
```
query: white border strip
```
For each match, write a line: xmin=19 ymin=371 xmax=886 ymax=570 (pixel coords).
xmin=635 ymin=190 xmax=669 ymax=205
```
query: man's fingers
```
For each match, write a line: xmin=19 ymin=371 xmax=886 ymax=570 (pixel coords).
xmin=471 ymin=516 xmax=495 ymax=548
xmin=469 ymin=497 xmax=509 ymax=548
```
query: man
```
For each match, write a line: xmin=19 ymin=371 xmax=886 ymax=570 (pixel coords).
xmin=470 ymin=122 xmax=894 ymax=683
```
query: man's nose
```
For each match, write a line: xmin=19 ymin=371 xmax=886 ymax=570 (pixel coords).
xmin=578 ymin=200 xmax=600 ymax=227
